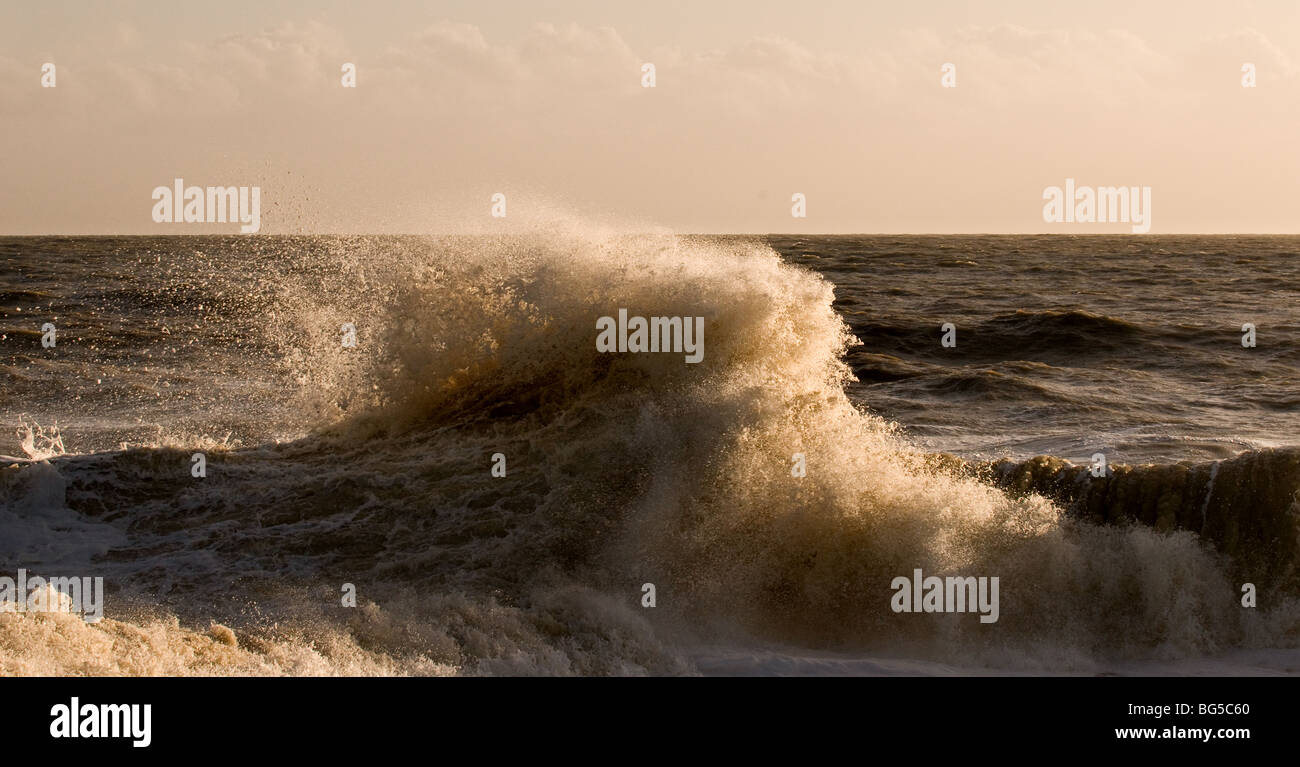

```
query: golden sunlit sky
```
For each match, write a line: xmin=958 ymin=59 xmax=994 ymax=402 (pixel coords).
xmin=3 ymin=0 xmax=1298 ymax=233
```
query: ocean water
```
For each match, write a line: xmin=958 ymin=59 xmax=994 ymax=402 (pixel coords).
xmin=780 ymin=235 xmax=1300 ymax=464
xmin=2 ymin=232 xmax=1299 ymax=675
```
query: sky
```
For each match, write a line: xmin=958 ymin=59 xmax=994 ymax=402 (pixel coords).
xmin=2 ymin=0 xmax=1298 ymax=234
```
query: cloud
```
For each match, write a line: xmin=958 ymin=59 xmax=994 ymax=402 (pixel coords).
xmin=3 ymin=17 xmax=1298 ymax=232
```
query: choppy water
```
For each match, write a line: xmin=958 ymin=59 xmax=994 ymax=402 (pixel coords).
xmin=772 ymin=235 xmax=1300 ymax=463
xmin=2 ymin=233 xmax=1298 ymax=675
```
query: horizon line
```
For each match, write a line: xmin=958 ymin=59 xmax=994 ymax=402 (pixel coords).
xmin=3 ymin=232 xmax=1300 ymax=238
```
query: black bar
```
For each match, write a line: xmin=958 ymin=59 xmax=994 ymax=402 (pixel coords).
xmin=10 ymin=677 xmax=1286 ymax=755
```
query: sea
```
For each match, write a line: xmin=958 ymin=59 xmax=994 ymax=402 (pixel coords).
xmin=2 ymin=232 xmax=1299 ymax=675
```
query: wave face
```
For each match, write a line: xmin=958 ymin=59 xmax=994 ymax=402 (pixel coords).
xmin=985 ymin=450 xmax=1300 ymax=593
xmin=2 ymin=232 xmax=1299 ymax=675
